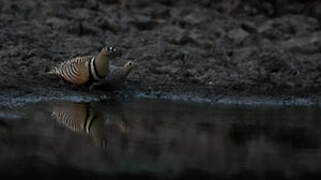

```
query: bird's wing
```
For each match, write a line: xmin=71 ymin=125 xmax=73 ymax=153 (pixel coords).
xmin=59 ymin=56 xmax=93 ymax=84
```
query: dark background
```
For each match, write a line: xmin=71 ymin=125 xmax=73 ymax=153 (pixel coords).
xmin=1 ymin=0 xmax=321 ymax=99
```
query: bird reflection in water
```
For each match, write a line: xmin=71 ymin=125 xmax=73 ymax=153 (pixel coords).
xmin=50 ymin=102 xmax=127 ymax=150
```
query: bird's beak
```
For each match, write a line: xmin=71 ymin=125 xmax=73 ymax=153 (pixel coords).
xmin=116 ymin=48 xmax=122 ymax=57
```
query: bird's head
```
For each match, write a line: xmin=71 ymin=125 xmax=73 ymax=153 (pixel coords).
xmin=124 ymin=60 xmax=137 ymax=71
xmin=103 ymin=46 xmax=121 ymax=58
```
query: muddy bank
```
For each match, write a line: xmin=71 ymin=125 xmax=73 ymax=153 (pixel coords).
xmin=1 ymin=0 xmax=321 ymax=103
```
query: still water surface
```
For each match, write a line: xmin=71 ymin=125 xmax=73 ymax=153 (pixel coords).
xmin=0 ymin=98 xmax=321 ymax=179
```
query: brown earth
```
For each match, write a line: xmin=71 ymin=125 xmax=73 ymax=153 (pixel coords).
xmin=1 ymin=0 xmax=321 ymax=102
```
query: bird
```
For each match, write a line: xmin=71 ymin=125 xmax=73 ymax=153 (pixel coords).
xmin=90 ymin=60 xmax=137 ymax=90
xmin=50 ymin=102 xmax=127 ymax=149
xmin=48 ymin=46 xmax=121 ymax=85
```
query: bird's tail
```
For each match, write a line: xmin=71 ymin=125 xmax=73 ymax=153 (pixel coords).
xmin=46 ymin=68 xmax=57 ymax=75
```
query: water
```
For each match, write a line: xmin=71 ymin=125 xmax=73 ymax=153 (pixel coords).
xmin=0 ymin=98 xmax=321 ymax=179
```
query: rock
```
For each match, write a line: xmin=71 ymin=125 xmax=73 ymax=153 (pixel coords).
xmin=241 ymin=21 xmax=258 ymax=34
xmin=182 ymin=13 xmax=203 ymax=25
xmin=157 ymin=0 xmax=174 ymax=6
xmin=0 ymin=1 xmax=3 ymax=14
xmin=167 ymin=27 xmax=206 ymax=46
xmin=260 ymin=1 xmax=275 ymax=16
xmin=280 ymin=31 xmax=321 ymax=54
xmin=228 ymin=28 xmax=250 ymax=45
xmin=174 ymin=32 xmax=195 ymax=45
xmin=284 ymin=15 xmax=318 ymax=36
xmin=206 ymin=21 xmax=226 ymax=38
xmin=199 ymin=0 xmax=211 ymax=7
xmin=84 ymin=0 xmax=99 ymax=10
xmin=259 ymin=15 xmax=318 ymax=41
xmin=233 ymin=47 xmax=258 ymax=62
xmin=188 ymin=29 xmax=212 ymax=48
xmin=276 ymin=2 xmax=305 ymax=15
xmin=45 ymin=17 xmax=68 ymax=29
xmin=217 ymin=0 xmax=242 ymax=14
xmin=67 ymin=21 xmax=100 ymax=36
xmin=259 ymin=19 xmax=291 ymax=41
xmin=124 ymin=0 xmax=151 ymax=8
xmin=312 ymin=3 xmax=321 ymax=20
xmin=258 ymin=50 xmax=288 ymax=73
xmin=95 ymin=16 xmax=117 ymax=33
xmin=155 ymin=65 xmax=180 ymax=75
xmin=130 ymin=14 xmax=158 ymax=31
xmin=186 ymin=68 xmax=197 ymax=76
xmin=71 ymin=8 xmax=92 ymax=20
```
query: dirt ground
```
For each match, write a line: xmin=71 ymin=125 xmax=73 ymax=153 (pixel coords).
xmin=1 ymin=0 xmax=321 ymax=102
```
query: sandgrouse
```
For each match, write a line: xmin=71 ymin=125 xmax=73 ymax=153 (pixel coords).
xmin=49 ymin=46 xmax=121 ymax=85
xmin=90 ymin=60 xmax=137 ymax=90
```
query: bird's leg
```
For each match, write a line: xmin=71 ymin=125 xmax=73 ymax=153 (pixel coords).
xmin=89 ymin=83 xmax=98 ymax=92
xmin=89 ymin=79 xmax=106 ymax=92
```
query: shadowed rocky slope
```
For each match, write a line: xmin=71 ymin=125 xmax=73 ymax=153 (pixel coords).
xmin=1 ymin=0 xmax=321 ymax=99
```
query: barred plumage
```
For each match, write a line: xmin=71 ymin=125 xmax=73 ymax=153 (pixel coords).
xmin=51 ymin=102 xmax=107 ymax=148
xmin=51 ymin=102 xmax=127 ymax=149
xmin=51 ymin=102 xmax=90 ymax=133
xmin=52 ymin=56 xmax=92 ymax=85
xmin=49 ymin=46 xmax=121 ymax=85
